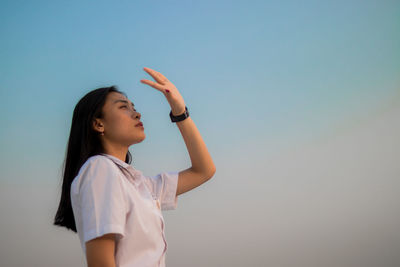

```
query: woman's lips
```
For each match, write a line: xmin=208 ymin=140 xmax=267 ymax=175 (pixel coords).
xmin=135 ymin=122 xmax=143 ymax=127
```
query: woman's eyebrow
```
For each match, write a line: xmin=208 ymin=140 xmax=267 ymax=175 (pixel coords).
xmin=114 ymin=99 xmax=135 ymax=107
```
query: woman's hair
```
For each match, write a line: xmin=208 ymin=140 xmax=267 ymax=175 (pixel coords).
xmin=53 ymin=85 xmax=133 ymax=232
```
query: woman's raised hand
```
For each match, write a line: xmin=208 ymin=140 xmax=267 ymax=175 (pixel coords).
xmin=140 ymin=67 xmax=186 ymax=116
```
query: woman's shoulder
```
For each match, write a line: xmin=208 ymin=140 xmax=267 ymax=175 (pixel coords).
xmin=78 ymin=154 xmax=121 ymax=178
xmin=72 ymin=154 xmax=119 ymax=188
xmin=83 ymin=154 xmax=115 ymax=168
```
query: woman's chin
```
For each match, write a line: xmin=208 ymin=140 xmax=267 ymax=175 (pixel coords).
xmin=135 ymin=134 xmax=146 ymax=143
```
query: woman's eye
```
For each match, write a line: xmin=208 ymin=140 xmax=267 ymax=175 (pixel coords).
xmin=121 ymin=105 xmax=137 ymax=112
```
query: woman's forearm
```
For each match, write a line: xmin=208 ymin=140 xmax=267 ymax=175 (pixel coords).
xmin=174 ymin=115 xmax=216 ymax=176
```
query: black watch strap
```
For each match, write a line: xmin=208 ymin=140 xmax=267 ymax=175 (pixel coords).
xmin=169 ymin=106 xmax=189 ymax=123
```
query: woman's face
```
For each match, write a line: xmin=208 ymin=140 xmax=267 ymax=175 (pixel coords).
xmin=94 ymin=92 xmax=145 ymax=146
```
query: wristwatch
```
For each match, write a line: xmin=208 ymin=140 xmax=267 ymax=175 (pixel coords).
xmin=169 ymin=106 xmax=189 ymax=123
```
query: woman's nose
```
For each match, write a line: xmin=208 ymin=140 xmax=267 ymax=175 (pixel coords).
xmin=133 ymin=110 xmax=141 ymax=119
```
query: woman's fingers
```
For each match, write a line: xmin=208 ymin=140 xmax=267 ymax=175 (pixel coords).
xmin=143 ymin=67 xmax=169 ymax=84
xmin=140 ymin=79 xmax=166 ymax=92
xmin=141 ymin=66 xmax=186 ymax=111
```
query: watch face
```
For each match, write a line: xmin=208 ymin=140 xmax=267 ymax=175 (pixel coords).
xmin=170 ymin=107 xmax=189 ymax=122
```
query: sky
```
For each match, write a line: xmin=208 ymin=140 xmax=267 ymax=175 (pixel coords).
xmin=0 ymin=0 xmax=399 ymax=266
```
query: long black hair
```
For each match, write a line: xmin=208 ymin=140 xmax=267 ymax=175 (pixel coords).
xmin=53 ymin=85 xmax=133 ymax=232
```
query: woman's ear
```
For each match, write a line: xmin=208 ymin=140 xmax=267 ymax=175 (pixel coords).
xmin=92 ymin=118 xmax=104 ymax=133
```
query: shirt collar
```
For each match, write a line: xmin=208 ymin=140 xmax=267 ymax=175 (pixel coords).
xmin=100 ymin=153 xmax=143 ymax=177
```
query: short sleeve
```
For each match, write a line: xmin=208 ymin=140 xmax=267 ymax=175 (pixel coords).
xmin=77 ymin=157 xmax=128 ymax=243
xmin=143 ymin=171 xmax=179 ymax=210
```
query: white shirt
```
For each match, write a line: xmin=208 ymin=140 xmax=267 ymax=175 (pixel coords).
xmin=70 ymin=153 xmax=179 ymax=267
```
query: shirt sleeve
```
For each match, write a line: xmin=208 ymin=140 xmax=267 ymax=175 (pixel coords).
xmin=143 ymin=171 xmax=179 ymax=210
xmin=78 ymin=157 xmax=128 ymax=243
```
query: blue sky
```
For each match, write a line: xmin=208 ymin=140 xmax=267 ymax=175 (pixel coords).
xmin=0 ymin=0 xmax=399 ymax=266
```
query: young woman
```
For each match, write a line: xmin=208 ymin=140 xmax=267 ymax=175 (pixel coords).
xmin=53 ymin=67 xmax=216 ymax=267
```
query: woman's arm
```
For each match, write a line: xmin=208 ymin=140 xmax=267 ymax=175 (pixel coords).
xmin=174 ymin=114 xmax=216 ymax=195
xmin=85 ymin=233 xmax=117 ymax=267
xmin=141 ymin=67 xmax=216 ymax=196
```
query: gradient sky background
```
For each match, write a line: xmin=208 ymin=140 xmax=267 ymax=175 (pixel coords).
xmin=1 ymin=0 xmax=399 ymax=266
